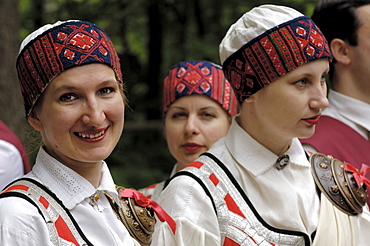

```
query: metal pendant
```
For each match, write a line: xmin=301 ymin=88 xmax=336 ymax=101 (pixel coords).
xmin=275 ymin=154 xmax=289 ymax=170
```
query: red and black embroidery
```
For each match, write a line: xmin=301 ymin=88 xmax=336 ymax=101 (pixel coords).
xmin=16 ymin=21 xmax=122 ymax=117
xmin=222 ymin=16 xmax=332 ymax=103
xmin=163 ymin=60 xmax=238 ymax=117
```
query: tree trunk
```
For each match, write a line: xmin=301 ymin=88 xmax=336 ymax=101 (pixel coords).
xmin=145 ymin=0 xmax=163 ymax=120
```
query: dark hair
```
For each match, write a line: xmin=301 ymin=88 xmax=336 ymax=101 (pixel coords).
xmin=312 ymin=0 xmax=370 ymax=79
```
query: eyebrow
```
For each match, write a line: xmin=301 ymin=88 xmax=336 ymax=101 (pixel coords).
xmin=199 ymin=106 xmax=218 ymax=111
xmin=168 ymin=105 xmax=218 ymax=111
xmin=52 ymin=80 xmax=118 ymax=95
xmin=167 ymin=106 xmax=186 ymax=111
xmin=299 ymin=67 xmax=330 ymax=78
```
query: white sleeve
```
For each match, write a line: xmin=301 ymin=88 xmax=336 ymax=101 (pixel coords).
xmin=357 ymin=206 xmax=370 ymax=246
xmin=0 ymin=196 xmax=51 ymax=246
xmin=152 ymin=175 xmax=221 ymax=246
xmin=0 ymin=140 xmax=24 ymax=190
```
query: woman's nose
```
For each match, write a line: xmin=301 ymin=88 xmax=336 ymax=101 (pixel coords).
xmin=81 ymin=98 xmax=105 ymax=126
xmin=184 ymin=116 xmax=200 ymax=136
xmin=309 ymin=84 xmax=329 ymax=109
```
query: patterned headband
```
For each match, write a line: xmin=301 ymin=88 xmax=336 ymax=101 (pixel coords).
xmin=222 ymin=16 xmax=332 ymax=103
xmin=16 ymin=20 xmax=122 ymax=118
xmin=163 ymin=60 xmax=238 ymax=117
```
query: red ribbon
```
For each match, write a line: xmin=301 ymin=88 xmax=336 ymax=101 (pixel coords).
xmin=120 ymin=189 xmax=176 ymax=235
xmin=344 ymin=163 xmax=370 ymax=188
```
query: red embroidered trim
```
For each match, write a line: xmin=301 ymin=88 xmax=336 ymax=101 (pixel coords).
xmin=1 ymin=184 xmax=29 ymax=193
xmin=223 ymin=16 xmax=332 ymax=103
xmin=16 ymin=21 xmax=122 ymax=117
xmin=163 ymin=61 xmax=238 ymax=117
xmin=55 ymin=216 xmax=80 ymax=245
xmin=188 ymin=161 xmax=204 ymax=169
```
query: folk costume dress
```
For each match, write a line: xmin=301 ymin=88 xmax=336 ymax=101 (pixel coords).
xmin=152 ymin=4 xmax=370 ymax=246
xmin=152 ymin=118 xmax=370 ymax=246
xmin=0 ymin=20 xmax=157 ymax=246
xmin=0 ymin=147 xmax=137 ymax=246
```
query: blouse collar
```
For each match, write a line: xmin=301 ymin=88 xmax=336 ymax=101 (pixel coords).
xmin=32 ymin=147 xmax=118 ymax=209
xmin=225 ymin=117 xmax=310 ymax=177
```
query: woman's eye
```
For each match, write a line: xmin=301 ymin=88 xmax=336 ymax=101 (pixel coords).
xmin=201 ymin=112 xmax=216 ymax=118
xmin=321 ymin=74 xmax=328 ymax=84
xmin=294 ymin=78 xmax=308 ymax=87
xmin=172 ymin=112 xmax=187 ymax=119
xmin=59 ymin=93 xmax=77 ymax=102
xmin=98 ymin=87 xmax=114 ymax=95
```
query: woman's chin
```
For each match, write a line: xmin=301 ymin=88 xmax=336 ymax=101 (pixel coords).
xmin=298 ymin=131 xmax=315 ymax=139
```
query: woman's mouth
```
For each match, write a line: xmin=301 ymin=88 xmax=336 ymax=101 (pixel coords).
xmin=182 ymin=143 xmax=203 ymax=153
xmin=75 ymin=127 xmax=108 ymax=142
xmin=302 ymin=114 xmax=321 ymax=125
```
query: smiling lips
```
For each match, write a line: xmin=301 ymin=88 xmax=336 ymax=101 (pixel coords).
xmin=182 ymin=143 xmax=203 ymax=152
xmin=75 ymin=127 xmax=108 ymax=142
xmin=302 ymin=114 xmax=321 ymax=125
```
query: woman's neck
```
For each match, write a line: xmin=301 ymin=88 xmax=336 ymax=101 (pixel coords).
xmin=44 ymin=146 xmax=103 ymax=188
xmin=237 ymin=115 xmax=292 ymax=156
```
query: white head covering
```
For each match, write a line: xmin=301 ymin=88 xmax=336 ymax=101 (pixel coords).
xmin=18 ymin=20 xmax=80 ymax=54
xmin=220 ymin=5 xmax=303 ymax=64
xmin=218 ymin=4 xmax=332 ymax=103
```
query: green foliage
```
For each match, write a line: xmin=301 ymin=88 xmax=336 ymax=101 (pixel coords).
xmin=107 ymin=125 xmax=175 ymax=189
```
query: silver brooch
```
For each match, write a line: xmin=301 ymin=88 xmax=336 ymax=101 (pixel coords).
xmin=275 ymin=154 xmax=289 ymax=170
xmin=89 ymin=191 xmax=104 ymax=212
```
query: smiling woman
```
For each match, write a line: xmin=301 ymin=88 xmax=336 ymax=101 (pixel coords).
xmin=0 ymin=20 xmax=156 ymax=246
xmin=28 ymin=64 xmax=125 ymax=181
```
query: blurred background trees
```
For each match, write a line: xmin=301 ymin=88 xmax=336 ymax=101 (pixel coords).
xmin=0 ymin=0 xmax=319 ymax=189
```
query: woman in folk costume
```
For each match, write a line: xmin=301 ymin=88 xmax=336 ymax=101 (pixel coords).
xmin=140 ymin=60 xmax=238 ymax=201
xmin=152 ymin=4 xmax=370 ymax=246
xmin=0 ymin=20 xmax=175 ymax=246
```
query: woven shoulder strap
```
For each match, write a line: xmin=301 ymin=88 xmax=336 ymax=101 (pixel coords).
xmin=166 ymin=152 xmax=310 ymax=246
xmin=0 ymin=178 xmax=93 ymax=246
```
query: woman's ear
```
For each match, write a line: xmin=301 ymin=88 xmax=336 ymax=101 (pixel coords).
xmin=330 ymin=38 xmax=351 ymax=65
xmin=28 ymin=114 xmax=43 ymax=131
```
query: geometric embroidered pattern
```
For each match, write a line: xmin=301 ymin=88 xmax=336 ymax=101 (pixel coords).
xmin=178 ymin=153 xmax=308 ymax=245
xmin=163 ymin=60 xmax=238 ymax=117
xmin=16 ymin=21 xmax=122 ymax=117
xmin=222 ymin=16 xmax=332 ymax=103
